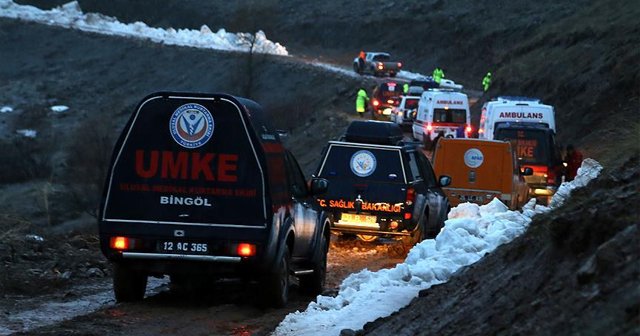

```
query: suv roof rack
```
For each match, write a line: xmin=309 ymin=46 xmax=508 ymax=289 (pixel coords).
xmin=342 ymin=120 xmax=404 ymax=146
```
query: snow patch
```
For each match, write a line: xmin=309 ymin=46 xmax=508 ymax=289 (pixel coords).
xmin=0 ymin=0 xmax=288 ymax=56
xmin=16 ymin=129 xmax=37 ymax=138
xmin=50 ymin=105 xmax=69 ymax=112
xmin=0 ymin=106 xmax=13 ymax=113
xmin=274 ymin=159 xmax=602 ymax=336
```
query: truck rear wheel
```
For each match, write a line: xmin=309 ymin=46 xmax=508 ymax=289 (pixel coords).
xmin=113 ymin=263 xmax=147 ymax=302
xmin=262 ymin=245 xmax=291 ymax=308
xmin=300 ymin=233 xmax=328 ymax=295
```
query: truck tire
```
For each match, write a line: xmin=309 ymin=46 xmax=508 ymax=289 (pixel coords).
xmin=113 ymin=263 xmax=147 ymax=302
xmin=299 ymin=232 xmax=328 ymax=295
xmin=262 ymin=244 xmax=291 ymax=308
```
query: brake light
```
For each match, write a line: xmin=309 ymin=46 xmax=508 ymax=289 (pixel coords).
xmin=465 ymin=125 xmax=472 ymax=134
xmin=546 ymin=168 xmax=557 ymax=185
xmin=404 ymin=212 xmax=412 ymax=220
xmin=386 ymin=99 xmax=394 ymax=104
xmin=406 ymin=187 xmax=415 ymax=206
xmin=377 ymin=62 xmax=384 ymax=70
xmin=426 ymin=124 xmax=433 ymax=132
xmin=110 ymin=236 xmax=130 ymax=250
xmin=237 ymin=243 xmax=256 ymax=257
xmin=372 ymin=99 xmax=380 ymax=107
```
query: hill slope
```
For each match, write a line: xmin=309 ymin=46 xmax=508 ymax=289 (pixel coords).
xmin=3 ymin=1 xmax=640 ymax=334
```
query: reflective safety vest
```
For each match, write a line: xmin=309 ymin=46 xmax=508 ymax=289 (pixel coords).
xmin=482 ymin=73 xmax=492 ymax=91
xmin=356 ymin=89 xmax=369 ymax=113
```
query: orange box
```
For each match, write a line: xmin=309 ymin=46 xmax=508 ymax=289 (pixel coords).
xmin=432 ymin=138 xmax=532 ymax=210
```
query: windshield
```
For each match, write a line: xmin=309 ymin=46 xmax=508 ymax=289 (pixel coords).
xmin=318 ymin=145 xmax=405 ymax=183
xmin=495 ymin=128 xmax=551 ymax=165
xmin=433 ymin=108 xmax=467 ymax=124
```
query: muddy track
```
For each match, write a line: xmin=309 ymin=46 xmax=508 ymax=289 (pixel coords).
xmin=4 ymin=235 xmax=406 ymax=335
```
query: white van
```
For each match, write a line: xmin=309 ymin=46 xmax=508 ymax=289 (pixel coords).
xmin=478 ymin=97 xmax=555 ymax=140
xmin=412 ymin=89 xmax=471 ymax=147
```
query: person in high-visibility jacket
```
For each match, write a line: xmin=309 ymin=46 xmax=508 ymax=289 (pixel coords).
xmin=356 ymin=88 xmax=369 ymax=118
xmin=482 ymin=72 xmax=492 ymax=92
xmin=433 ymin=67 xmax=444 ymax=84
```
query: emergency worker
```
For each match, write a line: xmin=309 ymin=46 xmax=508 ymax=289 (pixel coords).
xmin=482 ymin=72 xmax=492 ymax=92
xmin=432 ymin=68 xmax=444 ymax=84
xmin=356 ymin=87 xmax=369 ymax=118
xmin=431 ymin=131 xmax=445 ymax=150
xmin=357 ymin=50 xmax=366 ymax=72
xmin=564 ymin=144 xmax=583 ymax=181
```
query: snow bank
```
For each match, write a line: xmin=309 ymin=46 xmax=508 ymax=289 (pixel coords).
xmin=16 ymin=129 xmax=37 ymax=138
xmin=50 ymin=105 xmax=69 ymax=113
xmin=274 ymin=159 xmax=602 ymax=336
xmin=0 ymin=0 xmax=288 ymax=55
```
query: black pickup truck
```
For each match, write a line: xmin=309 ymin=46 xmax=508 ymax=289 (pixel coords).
xmin=98 ymin=92 xmax=330 ymax=307
xmin=314 ymin=120 xmax=451 ymax=246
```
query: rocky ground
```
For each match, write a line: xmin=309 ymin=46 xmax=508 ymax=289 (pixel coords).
xmin=1 ymin=0 xmax=639 ymax=335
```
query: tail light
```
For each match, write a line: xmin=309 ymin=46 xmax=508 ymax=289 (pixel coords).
xmin=372 ymin=99 xmax=380 ymax=107
xmin=465 ymin=125 xmax=472 ymax=134
xmin=386 ymin=99 xmax=394 ymax=104
xmin=406 ymin=187 xmax=415 ymax=206
xmin=377 ymin=62 xmax=384 ymax=70
xmin=236 ymin=243 xmax=256 ymax=257
xmin=426 ymin=124 xmax=433 ymax=132
xmin=110 ymin=236 xmax=131 ymax=250
xmin=546 ymin=168 xmax=557 ymax=185
xmin=397 ymin=62 xmax=402 ymax=68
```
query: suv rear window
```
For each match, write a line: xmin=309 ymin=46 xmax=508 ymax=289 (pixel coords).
xmin=434 ymin=108 xmax=466 ymax=123
xmin=372 ymin=54 xmax=390 ymax=61
xmin=318 ymin=145 xmax=406 ymax=183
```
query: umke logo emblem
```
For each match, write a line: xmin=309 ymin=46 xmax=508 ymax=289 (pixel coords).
xmin=169 ymin=103 xmax=214 ymax=148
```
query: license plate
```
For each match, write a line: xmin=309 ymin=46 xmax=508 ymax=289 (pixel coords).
xmin=340 ymin=213 xmax=377 ymax=224
xmin=158 ymin=241 xmax=208 ymax=254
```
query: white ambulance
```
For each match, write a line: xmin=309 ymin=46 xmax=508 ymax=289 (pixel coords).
xmin=411 ymin=89 xmax=471 ymax=147
xmin=478 ymin=97 xmax=555 ymax=140
xmin=477 ymin=97 xmax=561 ymax=205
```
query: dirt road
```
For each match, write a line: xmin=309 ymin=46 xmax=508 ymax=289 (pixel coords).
xmin=3 ymin=235 xmax=406 ymax=336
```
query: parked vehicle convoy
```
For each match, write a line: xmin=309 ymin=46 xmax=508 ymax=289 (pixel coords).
xmin=478 ymin=97 xmax=561 ymax=204
xmin=432 ymin=138 xmax=533 ymax=210
xmin=353 ymin=51 xmax=403 ymax=77
xmin=390 ymin=94 xmax=420 ymax=129
xmin=98 ymin=92 xmax=331 ymax=307
xmin=412 ymin=89 xmax=472 ymax=148
xmin=315 ymin=120 xmax=451 ymax=245
xmin=371 ymin=81 xmax=403 ymax=120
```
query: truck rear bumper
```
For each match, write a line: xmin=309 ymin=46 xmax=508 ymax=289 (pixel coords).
xmin=122 ymin=252 xmax=241 ymax=263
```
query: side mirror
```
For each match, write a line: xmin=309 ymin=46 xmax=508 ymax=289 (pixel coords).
xmin=309 ymin=177 xmax=329 ymax=195
xmin=521 ymin=167 xmax=533 ymax=176
xmin=438 ymin=175 xmax=452 ymax=187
